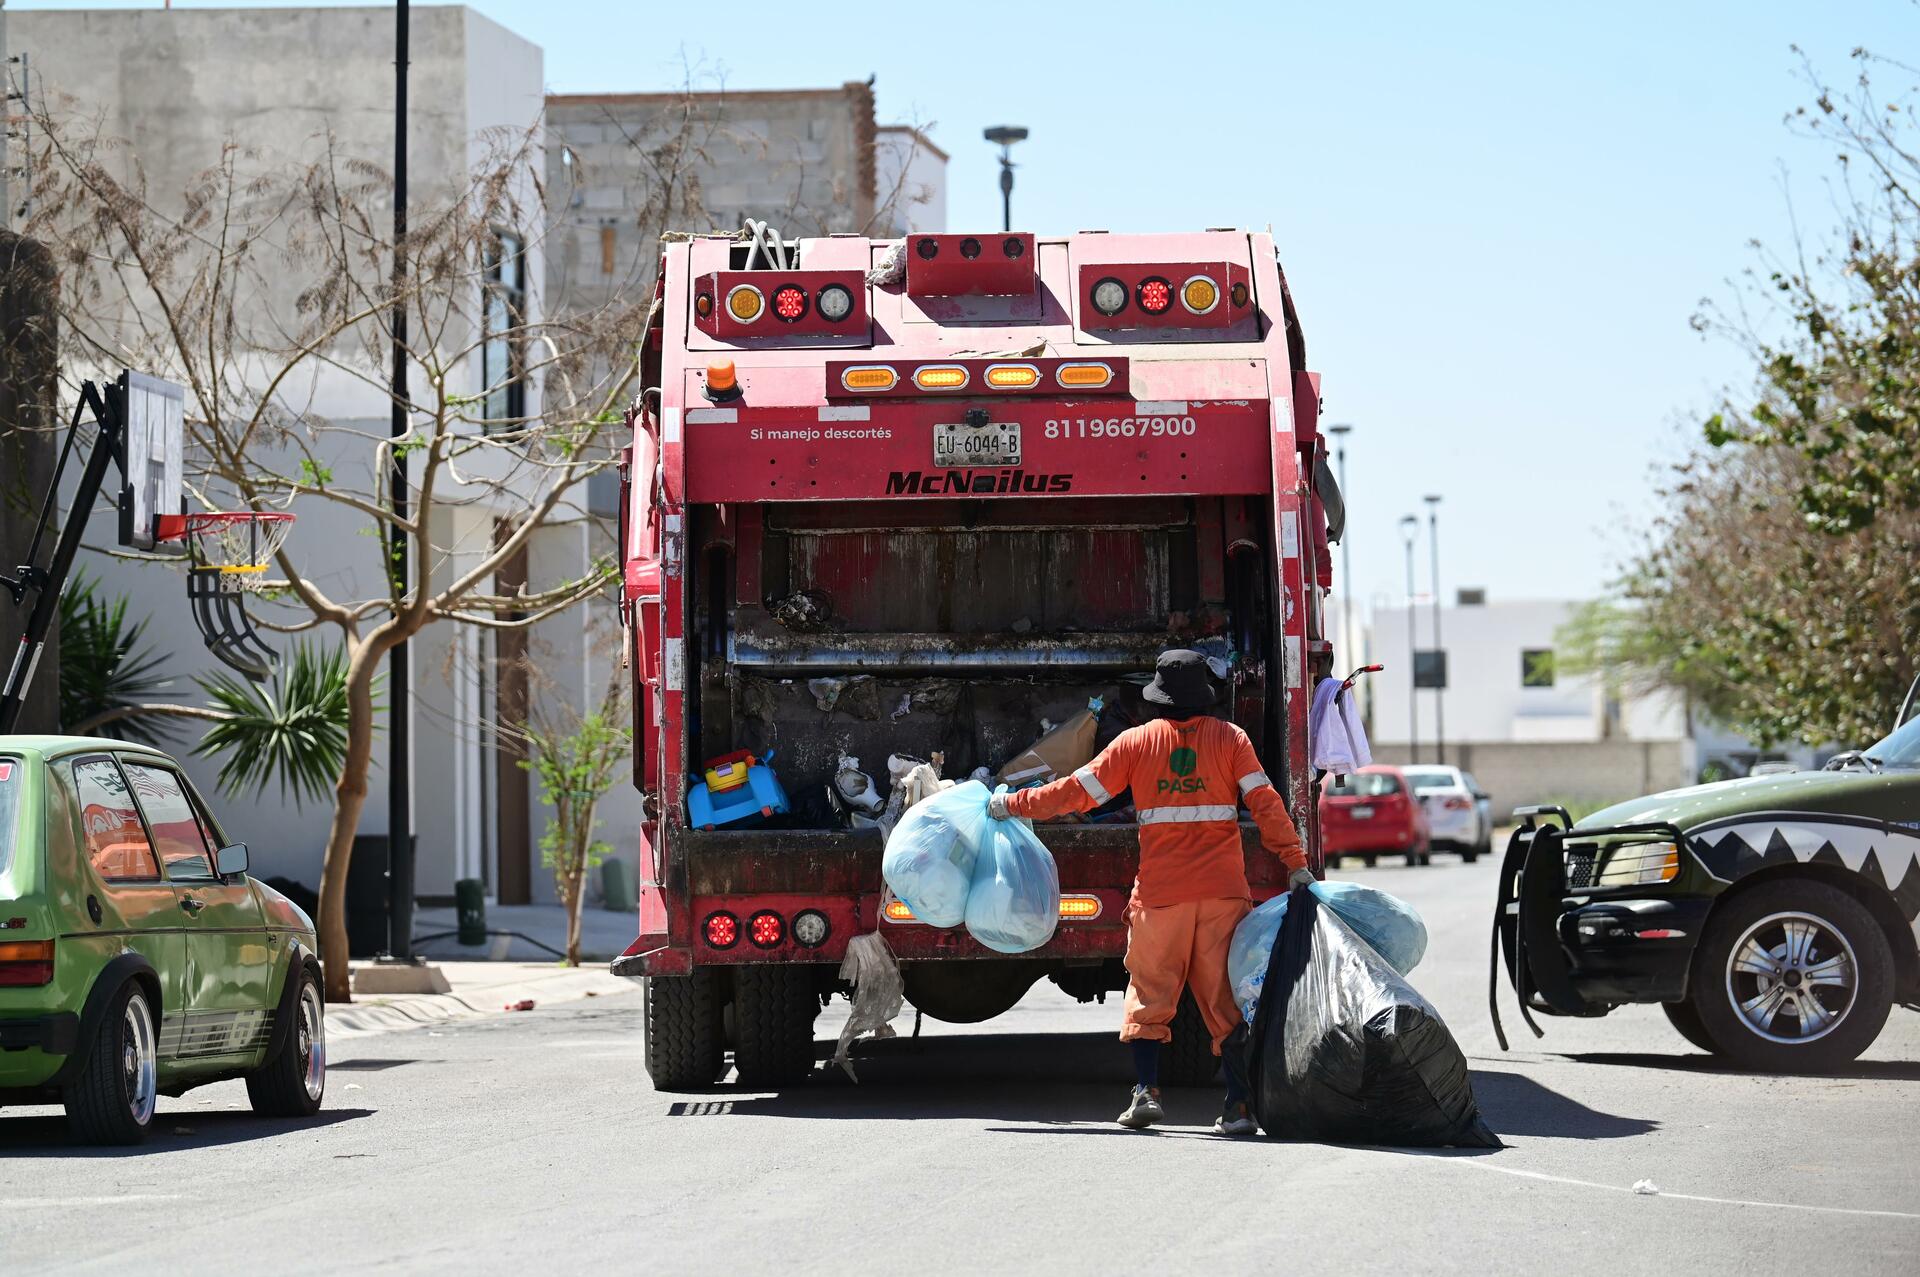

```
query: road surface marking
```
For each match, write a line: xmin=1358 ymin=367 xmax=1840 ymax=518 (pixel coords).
xmin=1452 ymin=1161 xmax=1920 ymax=1221
xmin=1 ymin=1195 xmax=183 ymax=1208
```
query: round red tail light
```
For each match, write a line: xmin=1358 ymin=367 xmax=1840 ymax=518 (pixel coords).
xmin=772 ymin=285 xmax=808 ymax=322
xmin=748 ymin=911 xmax=785 ymax=949
xmin=1137 ymin=277 xmax=1173 ymax=314
xmin=703 ymin=911 xmax=739 ymax=949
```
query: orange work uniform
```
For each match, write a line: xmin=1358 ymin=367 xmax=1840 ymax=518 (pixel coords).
xmin=1003 ymin=715 xmax=1305 ymax=1051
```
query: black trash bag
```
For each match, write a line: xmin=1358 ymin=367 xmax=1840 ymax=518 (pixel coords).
xmin=1249 ymin=885 xmax=1500 ymax=1148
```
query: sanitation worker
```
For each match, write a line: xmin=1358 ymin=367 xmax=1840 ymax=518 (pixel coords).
xmin=989 ymin=648 xmax=1311 ymax=1135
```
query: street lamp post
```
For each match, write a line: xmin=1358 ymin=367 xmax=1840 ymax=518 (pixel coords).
xmin=983 ymin=125 xmax=1028 ymax=233
xmin=1399 ymin=514 xmax=1419 ymax=763
xmin=1328 ymin=424 xmax=1356 ymax=673
xmin=1425 ymin=493 xmax=1444 ymax=767
xmin=386 ymin=0 xmax=415 ymax=961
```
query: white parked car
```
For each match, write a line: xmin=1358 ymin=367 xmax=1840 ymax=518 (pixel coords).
xmin=1398 ymin=765 xmax=1493 ymax=862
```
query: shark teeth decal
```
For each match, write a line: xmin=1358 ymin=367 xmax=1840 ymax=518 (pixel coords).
xmin=1687 ymin=816 xmax=1920 ymax=936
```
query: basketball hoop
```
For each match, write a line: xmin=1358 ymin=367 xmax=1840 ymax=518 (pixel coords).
xmin=156 ymin=510 xmax=297 ymax=682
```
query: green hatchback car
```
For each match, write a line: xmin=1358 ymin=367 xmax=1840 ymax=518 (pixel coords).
xmin=1494 ymin=706 xmax=1920 ymax=1072
xmin=0 ymin=736 xmax=325 ymax=1143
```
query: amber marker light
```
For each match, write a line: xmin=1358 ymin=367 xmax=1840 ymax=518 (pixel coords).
xmin=726 ymin=284 xmax=764 ymax=322
xmin=984 ymin=363 xmax=1041 ymax=389
xmin=913 ymin=365 xmax=970 ymax=391
xmin=882 ymin=900 xmax=917 ymax=922
xmin=1058 ymin=895 xmax=1103 ymax=920
xmin=1055 ymin=362 xmax=1114 ymax=389
xmin=840 ymin=365 xmax=898 ymax=392
xmin=1181 ymin=275 xmax=1220 ymax=315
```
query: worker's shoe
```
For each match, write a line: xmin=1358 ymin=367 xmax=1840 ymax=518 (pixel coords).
xmin=1214 ymin=1101 xmax=1258 ymax=1137
xmin=1117 ymin=1085 xmax=1165 ymax=1129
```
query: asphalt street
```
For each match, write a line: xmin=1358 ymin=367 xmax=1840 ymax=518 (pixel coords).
xmin=4 ymin=856 xmax=1919 ymax=1273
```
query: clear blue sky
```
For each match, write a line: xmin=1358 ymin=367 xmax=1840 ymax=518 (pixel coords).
xmin=16 ymin=1 xmax=1913 ymax=610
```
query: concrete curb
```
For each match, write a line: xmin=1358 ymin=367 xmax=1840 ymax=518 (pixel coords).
xmin=329 ymin=962 xmax=635 ymax=1040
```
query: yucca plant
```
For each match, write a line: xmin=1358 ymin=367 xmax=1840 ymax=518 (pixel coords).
xmin=194 ymin=643 xmax=365 ymax=808
xmin=59 ymin=572 xmax=183 ymax=745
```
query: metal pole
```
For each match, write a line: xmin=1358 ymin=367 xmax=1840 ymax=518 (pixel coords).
xmin=998 ymin=157 xmax=1013 ymax=234
xmin=385 ymin=0 xmax=414 ymax=961
xmin=0 ymin=385 xmax=115 ymax=733
xmin=1400 ymin=516 xmax=1419 ymax=762
xmin=1425 ymin=494 xmax=1445 ymax=767
xmin=1328 ymin=424 xmax=1355 ymax=668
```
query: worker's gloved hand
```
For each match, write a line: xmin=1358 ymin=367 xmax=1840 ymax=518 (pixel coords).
xmin=1288 ymin=866 xmax=1316 ymax=890
xmin=987 ymin=791 xmax=1011 ymax=821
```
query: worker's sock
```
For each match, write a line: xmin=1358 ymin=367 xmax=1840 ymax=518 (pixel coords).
xmin=1131 ymin=1040 xmax=1161 ymax=1089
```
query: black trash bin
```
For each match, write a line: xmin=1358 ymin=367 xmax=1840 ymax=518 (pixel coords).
xmin=346 ymin=834 xmax=406 ymax=958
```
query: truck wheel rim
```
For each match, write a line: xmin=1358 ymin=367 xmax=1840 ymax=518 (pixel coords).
xmin=1725 ymin=910 xmax=1858 ymax=1045
xmin=123 ymin=993 xmax=158 ymax=1124
xmin=299 ymin=982 xmax=327 ymax=1101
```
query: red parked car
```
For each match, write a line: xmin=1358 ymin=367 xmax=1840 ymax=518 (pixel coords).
xmin=1320 ymin=765 xmax=1431 ymax=867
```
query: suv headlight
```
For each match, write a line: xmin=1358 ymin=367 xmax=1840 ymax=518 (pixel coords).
xmin=1596 ymin=840 xmax=1681 ymax=887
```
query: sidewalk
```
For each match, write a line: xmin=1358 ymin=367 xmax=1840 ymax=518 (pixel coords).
xmin=330 ymin=961 xmax=634 ymax=1040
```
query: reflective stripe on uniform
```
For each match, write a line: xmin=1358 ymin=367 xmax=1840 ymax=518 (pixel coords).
xmin=1073 ymin=765 xmax=1112 ymax=804
xmin=1137 ymin=804 xmax=1238 ymax=825
xmin=1237 ymin=771 xmax=1272 ymax=796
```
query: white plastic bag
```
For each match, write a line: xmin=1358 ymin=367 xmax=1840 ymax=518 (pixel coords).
xmin=963 ymin=801 xmax=1060 ymax=954
xmin=880 ymin=780 xmax=993 ymax=927
xmin=833 ymin=932 xmax=905 ymax=1081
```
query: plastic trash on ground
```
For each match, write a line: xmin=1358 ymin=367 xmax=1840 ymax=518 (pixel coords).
xmin=1228 ymin=880 xmax=1428 ymax=1021
xmin=880 ymin=779 xmax=993 ymax=926
xmin=833 ymin=932 xmax=905 ymax=1081
xmin=963 ymin=794 xmax=1061 ymax=954
xmin=1249 ymin=886 xmax=1499 ymax=1149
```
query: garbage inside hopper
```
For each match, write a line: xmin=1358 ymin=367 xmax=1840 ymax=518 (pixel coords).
xmin=995 ymin=697 xmax=1104 ymax=790
xmin=687 ymin=749 xmax=791 ymax=830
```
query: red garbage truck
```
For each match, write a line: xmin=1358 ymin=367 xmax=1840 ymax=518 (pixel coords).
xmin=613 ymin=228 xmax=1342 ymax=1088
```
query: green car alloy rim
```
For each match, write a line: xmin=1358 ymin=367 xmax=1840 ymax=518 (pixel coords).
xmin=124 ymin=991 xmax=159 ymax=1125
xmin=299 ymin=980 xmax=327 ymax=1102
xmin=1725 ymin=911 xmax=1858 ymax=1044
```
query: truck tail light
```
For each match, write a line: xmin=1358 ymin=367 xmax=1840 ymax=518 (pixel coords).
xmin=703 ymin=911 xmax=740 ymax=949
xmin=772 ymin=284 xmax=808 ymax=323
xmin=0 ymin=939 xmax=54 ymax=986
xmin=840 ymin=365 xmax=898 ymax=392
xmin=913 ymin=365 xmax=970 ymax=391
xmin=748 ymin=911 xmax=784 ymax=948
xmin=1090 ymin=277 xmax=1128 ymax=316
xmin=1180 ymin=275 xmax=1219 ymax=315
xmin=792 ymin=910 xmax=831 ymax=948
xmin=817 ymin=284 xmax=854 ymax=322
xmin=726 ymin=285 xmax=764 ymax=323
xmin=984 ymin=363 xmax=1040 ymax=389
xmin=1056 ymin=362 xmax=1113 ymax=389
xmin=881 ymin=899 xmax=917 ymax=923
xmin=1136 ymin=277 xmax=1173 ymax=315
xmin=1058 ymin=895 xmax=1102 ymax=920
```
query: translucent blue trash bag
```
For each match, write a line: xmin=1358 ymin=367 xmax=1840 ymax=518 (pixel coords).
xmin=880 ymin=780 xmax=994 ymax=928
xmin=1229 ymin=881 xmax=1428 ymax=1021
xmin=964 ymin=796 xmax=1061 ymax=954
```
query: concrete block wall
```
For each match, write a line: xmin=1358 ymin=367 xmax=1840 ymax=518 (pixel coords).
xmin=1367 ymin=740 xmax=1697 ymax=821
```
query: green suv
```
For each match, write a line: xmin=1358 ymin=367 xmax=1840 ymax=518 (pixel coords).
xmin=0 ymin=736 xmax=325 ymax=1143
xmin=1494 ymin=704 xmax=1920 ymax=1071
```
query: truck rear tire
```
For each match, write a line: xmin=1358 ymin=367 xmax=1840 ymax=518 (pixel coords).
xmin=1688 ymin=880 xmax=1894 ymax=1073
xmin=644 ymin=969 xmax=725 ymax=1090
xmin=1161 ymin=992 xmax=1221 ymax=1087
xmin=733 ymin=965 xmax=820 ymax=1087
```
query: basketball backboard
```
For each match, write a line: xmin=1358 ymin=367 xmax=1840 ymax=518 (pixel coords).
xmin=116 ymin=370 xmax=184 ymax=550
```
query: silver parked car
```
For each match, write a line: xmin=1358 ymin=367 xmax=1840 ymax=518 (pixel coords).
xmin=1398 ymin=765 xmax=1492 ymax=862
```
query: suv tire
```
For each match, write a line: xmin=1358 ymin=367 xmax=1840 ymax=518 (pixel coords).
xmin=1661 ymin=999 xmax=1716 ymax=1053
xmin=1689 ymin=880 xmax=1893 ymax=1072
xmin=65 ymin=981 xmax=158 ymax=1145
xmin=732 ymin=965 xmax=820 ymax=1087
xmin=1161 ymin=992 xmax=1221 ymax=1087
xmin=644 ymin=969 xmax=724 ymax=1090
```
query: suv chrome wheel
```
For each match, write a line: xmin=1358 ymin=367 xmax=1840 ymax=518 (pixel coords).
xmin=1726 ymin=911 xmax=1858 ymax=1043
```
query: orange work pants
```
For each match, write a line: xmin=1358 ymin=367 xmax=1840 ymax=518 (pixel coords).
xmin=1119 ymin=896 xmax=1250 ymax=1053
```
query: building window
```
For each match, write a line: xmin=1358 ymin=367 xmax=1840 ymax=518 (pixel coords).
xmin=1522 ymin=648 xmax=1556 ymax=688
xmin=482 ymin=231 xmax=525 ymax=429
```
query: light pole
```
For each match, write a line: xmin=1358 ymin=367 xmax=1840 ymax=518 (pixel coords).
xmin=983 ymin=125 xmax=1028 ymax=233
xmin=387 ymin=0 xmax=414 ymax=962
xmin=1327 ymin=424 xmax=1356 ymax=674
xmin=1399 ymin=514 xmax=1419 ymax=763
xmin=1424 ymin=493 xmax=1445 ymax=767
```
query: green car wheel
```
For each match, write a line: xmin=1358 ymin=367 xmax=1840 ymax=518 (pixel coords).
xmin=246 ymin=967 xmax=326 ymax=1116
xmin=64 ymin=980 xmax=159 ymax=1145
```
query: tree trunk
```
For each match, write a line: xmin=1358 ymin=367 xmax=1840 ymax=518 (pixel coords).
xmin=315 ymin=637 xmax=386 ymax=1002
xmin=563 ymin=804 xmax=588 ymax=967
